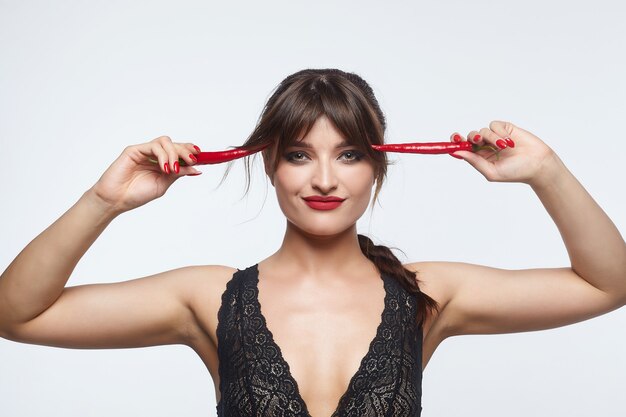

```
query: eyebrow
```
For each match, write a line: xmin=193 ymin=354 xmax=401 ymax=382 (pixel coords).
xmin=290 ymin=140 xmax=352 ymax=149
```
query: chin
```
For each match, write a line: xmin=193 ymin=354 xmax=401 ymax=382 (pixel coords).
xmin=287 ymin=218 xmax=357 ymax=238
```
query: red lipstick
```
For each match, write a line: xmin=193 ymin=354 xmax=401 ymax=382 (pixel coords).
xmin=302 ymin=196 xmax=345 ymax=211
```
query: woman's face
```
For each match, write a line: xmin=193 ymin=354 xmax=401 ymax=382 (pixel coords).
xmin=268 ymin=115 xmax=376 ymax=237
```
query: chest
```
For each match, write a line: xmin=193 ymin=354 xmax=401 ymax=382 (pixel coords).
xmin=206 ymin=266 xmax=422 ymax=417
xmin=254 ymin=280 xmax=387 ymax=416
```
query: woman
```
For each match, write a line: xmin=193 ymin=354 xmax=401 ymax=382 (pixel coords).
xmin=0 ymin=68 xmax=624 ymax=417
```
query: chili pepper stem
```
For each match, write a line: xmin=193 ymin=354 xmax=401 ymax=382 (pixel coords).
xmin=476 ymin=144 xmax=502 ymax=161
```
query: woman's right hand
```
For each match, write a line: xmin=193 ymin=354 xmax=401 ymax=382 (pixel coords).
xmin=89 ymin=136 xmax=203 ymax=213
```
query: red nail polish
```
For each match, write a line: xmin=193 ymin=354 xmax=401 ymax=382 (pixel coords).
xmin=450 ymin=153 xmax=463 ymax=160
xmin=193 ymin=145 xmax=201 ymax=152
xmin=496 ymin=139 xmax=507 ymax=149
xmin=189 ymin=153 xmax=197 ymax=162
xmin=474 ymin=135 xmax=482 ymax=142
xmin=453 ymin=134 xmax=462 ymax=142
xmin=505 ymin=137 xmax=515 ymax=148
xmin=174 ymin=161 xmax=180 ymax=174
xmin=164 ymin=163 xmax=170 ymax=174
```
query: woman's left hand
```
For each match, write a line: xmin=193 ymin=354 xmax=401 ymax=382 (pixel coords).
xmin=450 ymin=120 xmax=557 ymax=185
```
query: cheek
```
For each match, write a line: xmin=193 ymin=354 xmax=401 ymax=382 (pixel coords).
xmin=349 ymin=165 xmax=376 ymax=192
xmin=273 ymin=166 xmax=304 ymax=200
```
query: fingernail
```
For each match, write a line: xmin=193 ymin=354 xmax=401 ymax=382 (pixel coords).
xmin=193 ymin=145 xmax=201 ymax=152
xmin=505 ymin=137 xmax=515 ymax=148
xmin=187 ymin=172 xmax=202 ymax=176
xmin=174 ymin=161 xmax=180 ymax=174
xmin=189 ymin=153 xmax=197 ymax=162
xmin=496 ymin=139 xmax=507 ymax=149
xmin=473 ymin=135 xmax=482 ymax=143
xmin=164 ymin=162 xmax=170 ymax=174
xmin=453 ymin=134 xmax=462 ymax=143
xmin=450 ymin=153 xmax=463 ymax=160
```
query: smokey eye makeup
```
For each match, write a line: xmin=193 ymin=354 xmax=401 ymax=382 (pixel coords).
xmin=283 ymin=150 xmax=365 ymax=163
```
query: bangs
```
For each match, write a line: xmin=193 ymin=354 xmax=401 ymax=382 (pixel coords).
xmin=229 ymin=68 xmax=389 ymax=212
xmin=268 ymin=75 xmax=384 ymax=171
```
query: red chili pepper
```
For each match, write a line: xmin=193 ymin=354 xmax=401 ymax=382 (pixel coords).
xmin=148 ymin=143 xmax=269 ymax=166
xmin=371 ymin=141 xmax=478 ymax=154
xmin=371 ymin=141 xmax=503 ymax=158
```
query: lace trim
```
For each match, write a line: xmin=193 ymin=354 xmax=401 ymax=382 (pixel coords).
xmin=250 ymin=264 xmax=389 ymax=417
xmin=216 ymin=265 xmax=423 ymax=417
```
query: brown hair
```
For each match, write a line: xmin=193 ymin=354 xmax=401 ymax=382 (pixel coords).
xmin=221 ymin=69 xmax=439 ymax=327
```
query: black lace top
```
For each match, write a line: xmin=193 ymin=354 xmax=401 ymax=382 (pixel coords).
xmin=216 ymin=264 xmax=423 ymax=416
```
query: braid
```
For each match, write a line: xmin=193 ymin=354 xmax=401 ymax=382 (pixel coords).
xmin=358 ymin=234 xmax=439 ymax=327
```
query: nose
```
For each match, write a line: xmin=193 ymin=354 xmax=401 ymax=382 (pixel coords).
xmin=310 ymin=158 xmax=339 ymax=193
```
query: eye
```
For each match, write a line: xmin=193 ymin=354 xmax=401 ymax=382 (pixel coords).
xmin=283 ymin=150 xmax=365 ymax=163
xmin=284 ymin=151 xmax=309 ymax=163
xmin=341 ymin=150 xmax=364 ymax=162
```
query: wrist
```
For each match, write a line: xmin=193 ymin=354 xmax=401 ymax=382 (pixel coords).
xmin=527 ymin=152 xmax=568 ymax=191
xmin=82 ymin=187 xmax=125 ymax=219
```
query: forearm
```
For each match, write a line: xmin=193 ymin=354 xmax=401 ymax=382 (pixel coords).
xmin=0 ymin=188 xmax=121 ymax=328
xmin=530 ymin=153 xmax=626 ymax=301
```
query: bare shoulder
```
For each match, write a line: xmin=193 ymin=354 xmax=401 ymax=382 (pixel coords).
xmin=180 ymin=264 xmax=239 ymax=345
xmin=403 ymin=261 xmax=457 ymax=311
xmin=402 ymin=260 xmax=518 ymax=336
xmin=403 ymin=260 xmax=508 ymax=309
xmin=402 ymin=261 xmax=456 ymax=336
xmin=178 ymin=264 xmax=239 ymax=300
xmin=402 ymin=260 xmax=513 ymax=365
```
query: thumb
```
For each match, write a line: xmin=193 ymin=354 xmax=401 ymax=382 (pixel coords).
xmin=452 ymin=150 xmax=497 ymax=181
xmin=183 ymin=167 xmax=203 ymax=177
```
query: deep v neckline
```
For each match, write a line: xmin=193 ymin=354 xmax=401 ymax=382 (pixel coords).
xmin=250 ymin=263 xmax=390 ymax=417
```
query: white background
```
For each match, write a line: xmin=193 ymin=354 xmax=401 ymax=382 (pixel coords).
xmin=1 ymin=1 xmax=625 ymax=416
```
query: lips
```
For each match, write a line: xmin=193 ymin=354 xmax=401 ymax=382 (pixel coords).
xmin=302 ymin=196 xmax=346 ymax=210
xmin=302 ymin=196 xmax=346 ymax=202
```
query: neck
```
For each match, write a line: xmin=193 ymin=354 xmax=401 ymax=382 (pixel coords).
xmin=267 ymin=220 xmax=374 ymax=279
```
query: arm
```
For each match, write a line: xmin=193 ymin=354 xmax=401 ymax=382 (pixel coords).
xmin=412 ymin=122 xmax=626 ymax=338
xmin=529 ymin=152 xmax=626 ymax=299
xmin=0 ymin=137 xmax=206 ymax=347
xmin=0 ymin=189 xmax=119 ymax=330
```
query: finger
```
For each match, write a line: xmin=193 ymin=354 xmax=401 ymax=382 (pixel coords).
xmin=149 ymin=142 xmax=172 ymax=174
xmin=158 ymin=136 xmax=182 ymax=174
xmin=450 ymin=132 xmax=464 ymax=143
xmin=145 ymin=135 xmax=175 ymax=174
xmin=450 ymin=147 xmax=474 ymax=160
xmin=186 ymin=143 xmax=201 ymax=153
xmin=455 ymin=149 xmax=498 ymax=181
xmin=138 ymin=139 xmax=172 ymax=173
xmin=131 ymin=138 xmax=171 ymax=173
xmin=184 ymin=142 xmax=202 ymax=156
xmin=180 ymin=164 xmax=203 ymax=176
xmin=478 ymin=127 xmax=508 ymax=150
xmin=489 ymin=120 xmax=516 ymax=148
xmin=173 ymin=143 xmax=199 ymax=167
xmin=467 ymin=130 xmax=483 ymax=145
xmin=175 ymin=144 xmax=203 ymax=176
